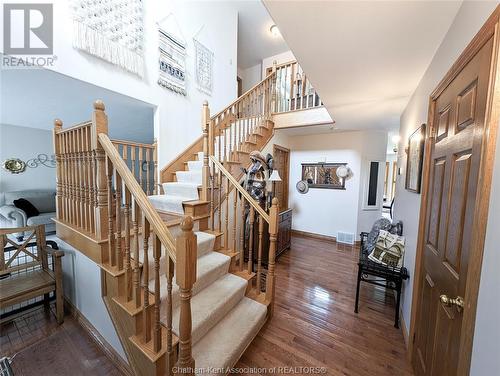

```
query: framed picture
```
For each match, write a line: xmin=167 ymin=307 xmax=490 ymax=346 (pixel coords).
xmin=301 ymin=163 xmax=346 ymax=189
xmin=405 ymin=124 xmax=426 ymax=193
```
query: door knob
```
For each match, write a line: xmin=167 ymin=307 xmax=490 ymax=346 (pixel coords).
xmin=440 ymin=295 xmax=464 ymax=312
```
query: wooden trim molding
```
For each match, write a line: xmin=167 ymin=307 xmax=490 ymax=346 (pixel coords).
xmin=291 ymin=229 xmax=337 ymax=243
xmin=291 ymin=230 xmax=361 ymax=246
xmin=400 ymin=308 xmax=409 ymax=351
xmin=64 ymin=299 xmax=133 ymax=376
xmin=160 ymin=135 xmax=203 ymax=183
xmin=408 ymin=6 xmax=500 ymax=374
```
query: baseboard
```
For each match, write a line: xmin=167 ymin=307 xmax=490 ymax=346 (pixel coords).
xmin=400 ymin=308 xmax=409 ymax=350
xmin=291 ymin=229 xmax=337 ymax=243
xmin=64 ymin=299 xmax=133 ymax=376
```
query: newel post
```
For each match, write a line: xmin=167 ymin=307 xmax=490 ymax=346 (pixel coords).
xmin=266 ymin=197 xmax=279 ymax=317
xmin=91 ymin=100 xmax=109 ymax=241
xmin=201 ymin=101 xmax=210 ymax=202
xmin=175 ymin=216 xmax=197 ymax=375
xmin=271 ymin=60 xmax=277 ymax=114
xmin=53 ymin=119 xmax=63 ymax=222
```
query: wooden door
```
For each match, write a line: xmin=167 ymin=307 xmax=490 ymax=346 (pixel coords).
xmin=273 ymin=144 xmax=290 ymax=211
xmin=412 ymin=34 xmax=495 ymax=376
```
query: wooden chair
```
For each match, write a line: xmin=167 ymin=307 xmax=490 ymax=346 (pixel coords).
xmin=0 ymin=225 xmax=64 ymax=324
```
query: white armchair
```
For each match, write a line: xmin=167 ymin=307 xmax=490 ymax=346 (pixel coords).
xmin=0 ymin=190 xmax=56 ymax=240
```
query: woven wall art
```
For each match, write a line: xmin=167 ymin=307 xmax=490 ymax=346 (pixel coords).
xmin=158 ymin=28 xmax=187 ymax=95
xmin=71 ymin=0 xmax=144 ymax=77
xmin=194 ymin=39 xmax=214 ymax=95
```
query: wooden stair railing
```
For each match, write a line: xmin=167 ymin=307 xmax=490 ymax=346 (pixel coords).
xmin=111 ymin=138 xmax=158 ymax=195
xmin=273 ymin=60 xmax=322 ymax=113
xmin=54 ymin=101 xmax=197 ymax=376
xmin=208 ymin=156 xmax=279 ymax=316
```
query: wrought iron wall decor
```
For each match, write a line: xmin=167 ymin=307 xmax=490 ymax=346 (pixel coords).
xmin=26 ymin=154 xmax=56 ymax=168
xmin=2 ymin=158 xmax=26 ymax=174
xmin=301 ymin=162 xmax=347 ymax=189
xmin=2 ymin=154 xmax=56 ymax=174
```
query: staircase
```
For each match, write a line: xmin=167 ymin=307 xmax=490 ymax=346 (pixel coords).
xmin=53 ymin=61 xmax=317 ymax=375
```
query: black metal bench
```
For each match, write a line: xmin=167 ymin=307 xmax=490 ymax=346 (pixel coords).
xmin=354 ymin=230 xmax=409 ymax=328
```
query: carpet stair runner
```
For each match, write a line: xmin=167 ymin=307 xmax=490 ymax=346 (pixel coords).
xmin=140 ymin=216 xmax=266 ymax=373
xmin=148 ymin=152 xmax=204 ymax=214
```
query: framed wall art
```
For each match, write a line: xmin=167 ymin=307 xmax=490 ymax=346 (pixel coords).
xmin=301 ymin=163 xmax=346 ymax=189
xmin=405 ymin=124 xmax=426 ymax=193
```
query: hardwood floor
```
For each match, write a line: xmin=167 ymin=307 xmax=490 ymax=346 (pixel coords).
xmin=0 ymin=304 xmax=122 ymax=375
xmin=0 ymin=235 xmax=412 ymax=375
xmin=236 ymin=235 xmax=414 ymax=376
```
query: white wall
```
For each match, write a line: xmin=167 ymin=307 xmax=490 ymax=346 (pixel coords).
xmin=262 ymin=50 xmax=296 ymax=78
xmin=285 ymin=130 xmax=386 ymax=239
xmin=17 ymin=0 xmax=238 ymax=170
xmin=1 ymin=0 xmax=238 ymax=360
xmin=238 ymin=49 xmax=297 ymax=94
xmin=393 ymin=2 xmax=499 ymax=373
xmin=0 ymin=124 xmax=56 ymax=192
xmin=239 ymin=63 xmax=262 ymax=93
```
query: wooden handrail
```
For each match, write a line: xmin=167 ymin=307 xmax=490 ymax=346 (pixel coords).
xmin=209 ymin=156 xmax=270 ymax=223
xmin=56 ymin=120 xmax=92 ymax=134
xmin=210 ymin=71 xmax=276 ymax=121
xmin=98 ymin=133 xmax=176 ymax=262
xmin=111 ymin=138 xmax=156 ymax=149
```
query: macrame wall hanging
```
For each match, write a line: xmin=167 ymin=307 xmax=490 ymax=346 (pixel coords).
xmin=157 ymin=14 xmax=187 ymax=96
xmin=194 ymin=38 xmax=214 ymax=95
xmin=71 ymin=0 xmax=144 ymax=77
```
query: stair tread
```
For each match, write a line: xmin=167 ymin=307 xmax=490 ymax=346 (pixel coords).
xmin=129 ymin=324 xmax=177 ymax=363
xmin=204 ymin=230 xmax=223 ymax=238
xmin=112 ymin=290 xmax=156 ymax=317
xmin=192 ymin=297 xmax=267 ymax=373
xmin=218 ymin=249 xmax=239 ymax=258
xmin=183 ymin=199 xmax=210 ymax=207
xmin=170 ymin=273 xmax=247 ymax=344
xmin=141 ymin=231 xmax=216 ymax=279
xmin=150 ymin=251 xmax=231 ymax=312
xmin=232 ymin=270 xmax=256 ymax=281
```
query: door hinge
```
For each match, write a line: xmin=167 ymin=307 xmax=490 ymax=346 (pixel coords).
xmin=412 ymin=332 xmax=416 ymax=344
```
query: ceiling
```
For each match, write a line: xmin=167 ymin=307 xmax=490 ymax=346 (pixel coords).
xmin=1 ymin=68 xmax=155 ymax=143
xmin=263 ymin=0 xmax=463 ymax=131
xmin=228 ymin=0 xmax=289 ymax=69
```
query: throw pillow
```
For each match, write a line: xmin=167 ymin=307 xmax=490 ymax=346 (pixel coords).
xmin=368 ymin=230 xmax=405 ymax=267
xmin=13 ymin=198 xmax=40 ymax=218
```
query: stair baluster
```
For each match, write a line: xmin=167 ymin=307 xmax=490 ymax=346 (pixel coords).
xmin=106 ymin=158 xmax=115 ymax=266
xmin=201 ymin=101 xmax=210 ymax=202
xmin=145 ymin=147 xmax=151 ymax=195
xmin=232 ymin=184 xmax=238 ymax=253
xmin=256 ymin=215 xmax=263 ymax=293
xmin=133 ymin=202 xmax=141 ymax=308
xmin=224 ymin=176 xmax=229 ymax=248
xmin=239 ymin=198 xmax=245 ymax=271
xmin=124 ymin=189 xmax=132 ymax=300
xmin=247 ymin=206 xmax=255 ymax=275
xmin=153 ymin=234 xmax=161 ymax=352
xmin=116 ymin=173 xmax=123 ymax=271
xmin=166 ymin=256 xmax=174 ymax=374
xmin=142 ymin=219 xmax=151 ymax=343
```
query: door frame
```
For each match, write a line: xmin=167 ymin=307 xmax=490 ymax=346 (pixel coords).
xmin=273 ymin=144 xmax=290 ymax=211
xmin=408 ymin=6 xmax=500 ymax=374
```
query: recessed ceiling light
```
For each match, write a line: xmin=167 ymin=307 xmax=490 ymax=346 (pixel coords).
xmin=391 ymin=134 xmax=401 ymax=144
xmin=270 ymin=25 xmax=280 ymax=38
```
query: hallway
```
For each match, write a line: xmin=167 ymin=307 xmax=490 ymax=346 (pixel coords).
xmin=236 ymin=235 xmax=413 ymax=375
